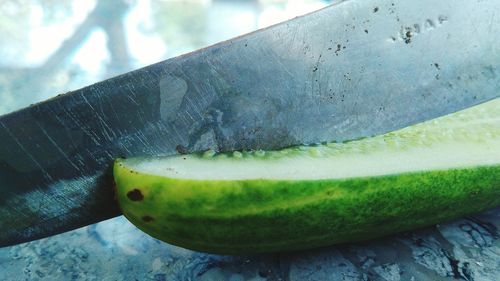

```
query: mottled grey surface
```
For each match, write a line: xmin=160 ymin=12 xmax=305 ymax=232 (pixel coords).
xmin=1 ymin=207 xmax=498 ymax=281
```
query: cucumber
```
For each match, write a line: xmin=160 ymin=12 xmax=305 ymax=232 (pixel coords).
xmin=114 ymin=99 xmax=500 ymax=254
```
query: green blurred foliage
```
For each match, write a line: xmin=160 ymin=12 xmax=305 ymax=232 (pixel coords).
xmin=0 ymin=1 xmax=75 ymax=114
xmin=0 ymin=2 xmax=30 ymax=47
xmin=150 ymin=0 xmax=208 ymax=52
xmin=0 ymin=0 xmax=73 ymax=53
xmin=37 ymin=0 xmax=73 ymax=22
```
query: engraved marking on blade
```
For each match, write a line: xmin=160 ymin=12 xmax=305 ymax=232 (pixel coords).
xmin=159 ymin=75 xmax=188 ymax=121
xmin=389 ymin=15 xmax=448 ymax=43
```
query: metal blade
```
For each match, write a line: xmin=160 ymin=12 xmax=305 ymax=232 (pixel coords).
xmin=1 ymin=0 xmax=499 ymax=247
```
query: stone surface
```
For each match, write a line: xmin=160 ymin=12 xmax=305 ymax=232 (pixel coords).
xmin=1 ymin=207 xmax=498 ymax=280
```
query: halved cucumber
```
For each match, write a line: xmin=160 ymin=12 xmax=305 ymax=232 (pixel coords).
xmin=114 ymin=99 xmax=500 ymax=254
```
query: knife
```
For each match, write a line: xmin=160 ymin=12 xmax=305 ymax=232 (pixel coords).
xmin=1 ymin=0 xmax=499 ymax=247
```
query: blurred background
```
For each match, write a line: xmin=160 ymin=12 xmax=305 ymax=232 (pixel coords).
xmin=0 ymin=0 xmax=335 ymax=115
xmin=2 ymin=2 xmax=499 ymax=281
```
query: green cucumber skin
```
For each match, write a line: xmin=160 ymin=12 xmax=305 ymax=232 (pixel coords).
xmin=114 ymin=161 xmax=500 ymax=254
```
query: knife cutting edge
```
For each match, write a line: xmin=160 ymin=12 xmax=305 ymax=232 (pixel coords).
xmin=1 ymin=0 xmax=499 ymax=247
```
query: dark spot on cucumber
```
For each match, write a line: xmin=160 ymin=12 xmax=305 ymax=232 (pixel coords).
xmin=373 ymin=7 xmax=379 ymax=13
xmin=127 ymin=189 xmax=144 ymax=201
xmin=142 ymin=215 xmax=154 ymax=222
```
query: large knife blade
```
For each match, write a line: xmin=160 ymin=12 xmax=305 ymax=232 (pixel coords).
xmin=1 ymin=0 xmax=499 ymax=247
